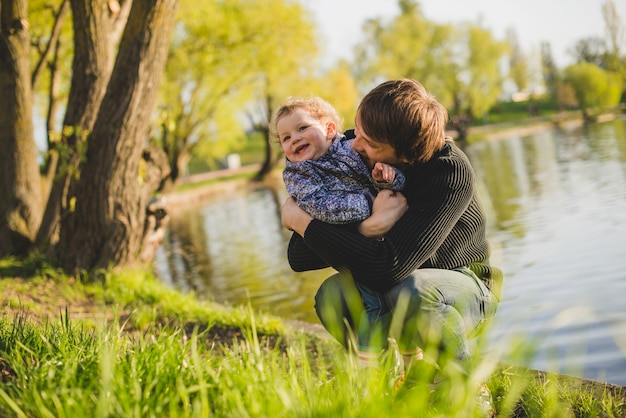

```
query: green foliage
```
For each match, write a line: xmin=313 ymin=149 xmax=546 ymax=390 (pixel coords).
xmin=353 ymin=0 xmax=507 ymax=122
xmin=564 ymin=62 xmax=624 ymax=117
xmin=157 ymin=0 xmax=319 ymax=178
xmin=29 ymin=0 xmax=73 ymax=99
xmin=463 ymin=24 xmax=509 ymax=119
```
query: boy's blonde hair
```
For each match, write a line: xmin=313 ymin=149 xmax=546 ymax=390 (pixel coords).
xmin=357 ymin=79 xmax=448 ymax=164
xmin=271 ymin=96 xmax=343 ymax=142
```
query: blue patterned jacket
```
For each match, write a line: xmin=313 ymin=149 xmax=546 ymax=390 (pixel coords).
xmin=283 ymin=135 xmax=405 ymax=224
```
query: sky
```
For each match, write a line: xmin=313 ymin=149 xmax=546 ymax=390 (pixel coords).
xmin=302 ymin=0 xmax=626 ymax=68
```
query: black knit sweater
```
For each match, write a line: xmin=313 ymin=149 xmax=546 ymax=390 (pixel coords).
xmin=287 ymin=139 xmax=503 ymax=296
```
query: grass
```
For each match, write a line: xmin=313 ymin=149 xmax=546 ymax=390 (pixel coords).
xmin=1 ymin=257 xmax=625 ymax=417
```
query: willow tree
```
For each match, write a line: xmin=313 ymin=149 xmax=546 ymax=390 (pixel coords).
xmin=564 ymin=62 xmax=623 ymax=122
xmin=154 ymin=0 xmax=318 ymax=187
xmin=352 ymin=0 xmax=452 ymax=94
xmin=353 ymin=0 xmax=508 ymax=141
xmin=242 ymin=0 xmax=318 ymax=180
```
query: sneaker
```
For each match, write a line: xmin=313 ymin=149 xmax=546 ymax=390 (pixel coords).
xmin=476 ymin=384 xmax=496 ymax=417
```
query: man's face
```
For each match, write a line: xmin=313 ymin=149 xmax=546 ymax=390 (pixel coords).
xmin=351 ymin=115 xmax=402 ymax=168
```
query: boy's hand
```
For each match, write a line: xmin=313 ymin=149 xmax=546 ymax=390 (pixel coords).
xmin=372 ymin=162 xmax=396 ymax=183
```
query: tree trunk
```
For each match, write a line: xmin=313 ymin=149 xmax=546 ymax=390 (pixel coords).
xmin=0 ymin=0 xmax=43 ymax=256
xmin=254 ymin=94 xmax=276 ymax=181
xmin=56 ymin=0 xmax=179 ymax=273
xmin=36 ymin=0 xmax=127 ymax=248
xmin=254 ymin=124 xmax=276 ymax=181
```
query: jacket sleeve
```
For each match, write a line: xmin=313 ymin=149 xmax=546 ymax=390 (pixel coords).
xmin=284 ymin=161 xmax=373 ymax=224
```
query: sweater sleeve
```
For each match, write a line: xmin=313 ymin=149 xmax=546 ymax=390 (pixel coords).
xmin=293 ymin=153 xmax=475 ymax=293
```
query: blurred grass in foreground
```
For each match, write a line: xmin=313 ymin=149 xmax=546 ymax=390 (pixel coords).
xmin=0 ymin=256 xmax=624 ymax=417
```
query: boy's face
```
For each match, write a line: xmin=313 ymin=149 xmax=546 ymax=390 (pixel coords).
xmin=352 ymin=114 xmax=404 ymax=168
xmin=277 ymin=108 xmax=336 ymax=162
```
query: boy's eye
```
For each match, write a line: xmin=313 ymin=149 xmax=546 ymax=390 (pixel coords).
xmin=281 ymin=135 xmax=291 ymax=143
xmin=299 ymin=125 xmax=308 ymax=131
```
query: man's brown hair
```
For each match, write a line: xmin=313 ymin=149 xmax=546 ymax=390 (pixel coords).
xmin=357 ymin=79 xmax=448 ymax=163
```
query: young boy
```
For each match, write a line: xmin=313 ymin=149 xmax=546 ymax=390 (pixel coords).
xmin=273 ymin=96 xmax=406 ymax=356
xmin=273 ymin=96 xmax=405 ymax=224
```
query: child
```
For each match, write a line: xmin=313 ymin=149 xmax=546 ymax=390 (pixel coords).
xmin=273 ymin=96 xmax=406 ymax=360
xmin=272 ymin=96 xmax=405 ymax=225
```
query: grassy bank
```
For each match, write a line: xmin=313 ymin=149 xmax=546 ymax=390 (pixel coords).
xmin=1 ymin=256 xmax=625 ymax=417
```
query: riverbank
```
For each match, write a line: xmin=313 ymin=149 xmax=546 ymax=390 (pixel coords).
xmin=1 ymin=257 xmax=625 ymax=416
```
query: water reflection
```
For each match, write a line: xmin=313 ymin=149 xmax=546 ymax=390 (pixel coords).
xmin=155 ymin=116 xmax=626 ymax=385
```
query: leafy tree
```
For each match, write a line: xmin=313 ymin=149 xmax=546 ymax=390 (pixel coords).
xmin=553 ymin=79 xmax=577 ymax=111
xmin=507 ymin=27 xmax=529 ymax=92
xmin=602 ymin=0 xmax=626 ymax=99
xmin=154 ymin=0 xmax=318 ymax=186
xmin=461 ymin=24 xmax=508 ymax=123
xmin=239 ymin=0 xmax=318 ymax=180
xmin=353 ymin=0 xmax=450 ymax=93
xmin=156 ymin=0 xmax=262 ymax=188
xmin=315 ymin=60 xmax=360 ymax=131
xmin=541 ymin=41 xmax=559 ymax=99
xmin=352 ymin=0 xmax=507 ymax=141
xmin=563 ymin=62 xmax=623 ymax=121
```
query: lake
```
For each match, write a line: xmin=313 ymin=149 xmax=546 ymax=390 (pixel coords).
xmin=155 ymin=116 xmax=626 ymax=386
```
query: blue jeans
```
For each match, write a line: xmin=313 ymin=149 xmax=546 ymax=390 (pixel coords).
xmin=314 ymin=268 xmax=499 ymax=365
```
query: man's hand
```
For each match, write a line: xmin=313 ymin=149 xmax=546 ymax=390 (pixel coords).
xmin=281 ymin=197 xmax=313 ymax=236
xmin=372 ymin=162 xmax=396 ymax=183
xmin=358 ymin=189 xmax=408 ymax=238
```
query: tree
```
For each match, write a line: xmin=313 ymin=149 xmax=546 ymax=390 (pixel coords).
xmin=461 ymin=24 xmax=508 ymax=121
xmin=154 ymin=0 xmax=318 ymax=186
xmin=563 ymin=62 xmax=623 ymax=121
xmin=569 ymin=36 xmax=606 ymax=67
xmin=541 ymin=41 xmax=559 ymax=99
xmin=1 ymin=0 xmax=178 ymax=274
xmin=316 ymin=60 xmax=360 ymax=130
xmin=352 ymin=0 xmax=507 ymax=141
xmin=602 ymin=0 xmax=624 ymax=69
xmin=156 ymin=0 xmax=263 ymax=188
xmin=36 ymin=0 xmax=131 ymax=249
xmin=507 ymin=27 xmax=529 ymax=92
xmin=0 ymin=0 xmax=43 ymax=256
xmin=240 ymin=0 xmax=318 ymax=180
xmin=602 ymin=0 xmax=626 ymax=99
xmin=55 ymin=0 xmax=178 ymax=272
xmin=353 ymin=0 xmax=450 ymax=93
